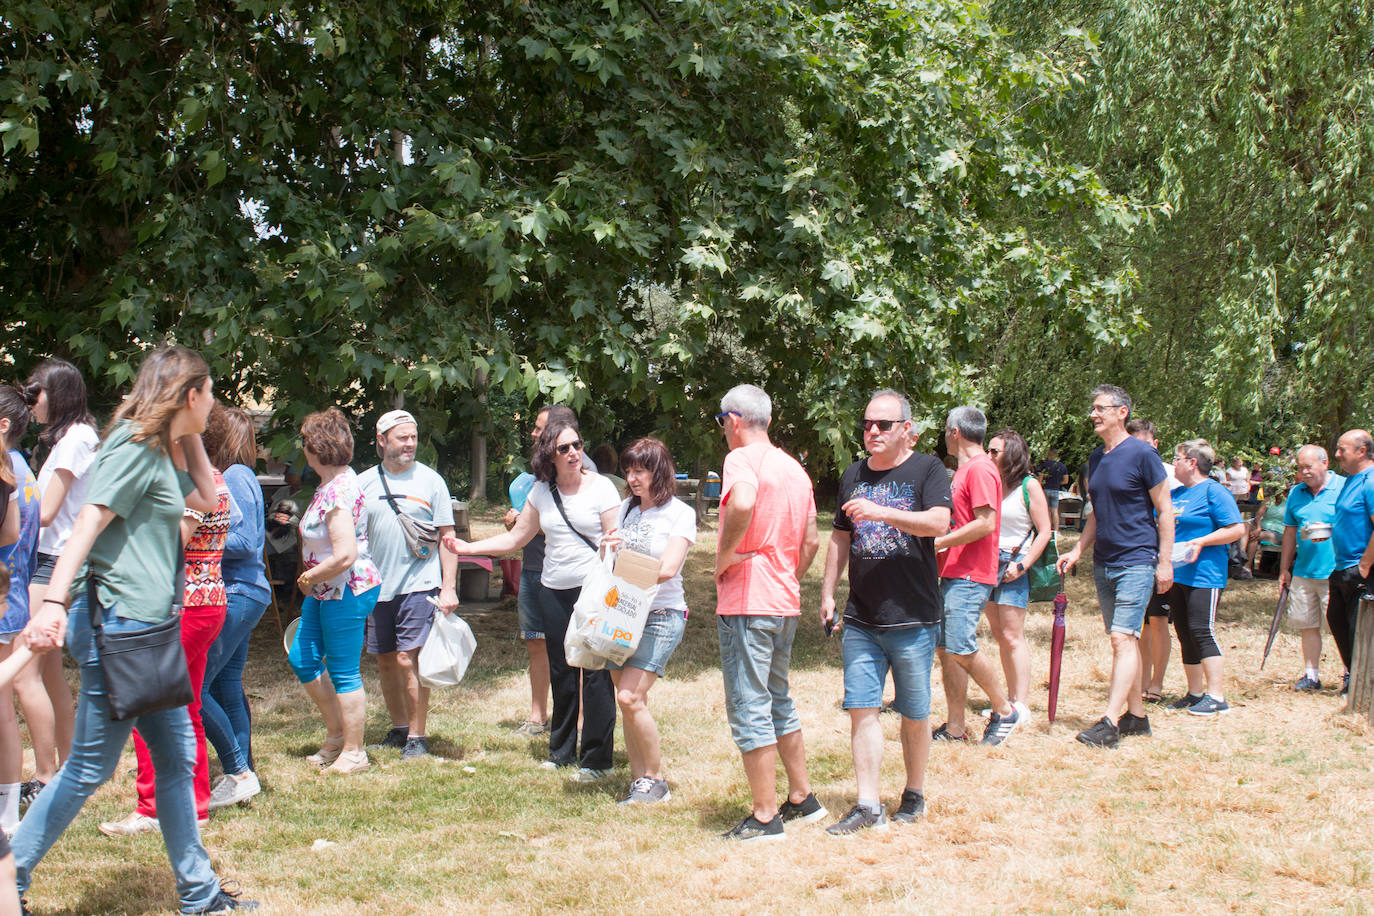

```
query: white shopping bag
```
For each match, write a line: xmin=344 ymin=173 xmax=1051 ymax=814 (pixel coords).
xmin=566 ymin=556 xmax=614 ymax=670
xmin=418 ymin=612 xmax=477 ymax=688
xmin=577 ymin=550 xmax=661 ymax=666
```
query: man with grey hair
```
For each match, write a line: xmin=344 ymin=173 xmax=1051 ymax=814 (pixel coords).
xmin=1328 ymin=429 xmax=1374 ymax=695
xmin=1058 ymin=384 xmax=1174 ymax=748
xmin=1280 ymin=445 xmax=1343 ymax=691
xmin=715 ymin=384 xmax=823 ymax=841
xmin=820 ymin=389 xmax=951 ymax=833
xmin=933 ymin=405 xmax=1021 ymax=745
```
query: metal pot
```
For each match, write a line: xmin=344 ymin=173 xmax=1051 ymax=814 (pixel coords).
xmin=1302 ymin=521 xmax=1332 ymax=542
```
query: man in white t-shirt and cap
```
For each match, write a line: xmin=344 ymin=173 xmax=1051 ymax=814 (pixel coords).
xmin=358 ymin=409 xmax=459 ymax=759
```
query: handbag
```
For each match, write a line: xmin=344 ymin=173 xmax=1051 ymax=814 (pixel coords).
xmin=86 ymin=562 xmax=193 ymax=722
xmin=378 ymin=466 xmax=439 ymax=560
xmin=1020 ymin=478 xmax=1061 ymax=603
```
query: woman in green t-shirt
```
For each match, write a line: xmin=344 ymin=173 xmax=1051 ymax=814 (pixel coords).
xmin=15 ymin=346 xmax=258 ymax=914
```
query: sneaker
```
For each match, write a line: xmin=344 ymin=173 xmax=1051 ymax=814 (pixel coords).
xmin=570 ymin=767 xmax=610 ymax=784
xmin=1341 ymin=672 xmax=1350 ymax=696
xmin=18 ymin=778 xmax=46 ymax=809
xmin=1186 ymin=695 xmax=1231 ymax=716
xmin=620 ymin=776 xmax=672 ymax=805
xmin=1293 ymin=674 xmax=1322 ymax=691
xmin=826 ymin=804 xmax=889 ymax=836
xmin=188 ymin=888 xmax=260 ymax=913
xmin=1013 ymin=700 xmax=1032 ymax=722
xmin=539 ymin=760 xmax=563 ymax=771
xmin=1118 ymin=712 xmax=1152 ymax=737
xmin=981 ymin=707 xmax=1021 ymax=746
xmin=931 ymin=723 xmax=969 ymax=742
xmin=367 ymin=726 xmax=409 ymax=750
xmin=207 ymin=771 xmax=261 ymax=811
xmin=401 ymin=736 xmax=431 ymax=760
xmin=720 ymin=813 xmax=785 ymax=842
xmin=1076 ymin=716 xmax=1120 ymax=748
xmin=778 ymin=792 xmax=828 ymax=824
xmin=1167 ymin=693 xmax=1205 ymax=711
xmin=891 ymin=789 xmax=926 ymax=824
xmin=98 ymin=812 xmax=160 ymax=837
xmin=513 ymin=720 xmax=550 ymax=738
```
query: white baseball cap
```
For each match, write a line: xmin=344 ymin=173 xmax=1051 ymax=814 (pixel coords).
xmin=376 ymin=409 xmax=417 ymax=436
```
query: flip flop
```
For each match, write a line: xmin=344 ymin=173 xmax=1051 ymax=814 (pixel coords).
xmin=1142 ymin=691 xmax=1164 ymax=703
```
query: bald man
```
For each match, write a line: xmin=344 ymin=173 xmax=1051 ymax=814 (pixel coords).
xmin=1279 ymin=446 xmax=1343 ymax=690
xmin=1328 ymin=430 xmax=1374 ymax=695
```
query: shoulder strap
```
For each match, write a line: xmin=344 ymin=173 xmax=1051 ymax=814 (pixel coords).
xmin=550 ymin=485 xmax=599 ymax=554
xmin=87 ymin=558 xmax=186 ymax=637
xmin=377 ymin=466 xmax=405 ymax=517
xmin=1011 ymin=477 xmax=1035 ymax=556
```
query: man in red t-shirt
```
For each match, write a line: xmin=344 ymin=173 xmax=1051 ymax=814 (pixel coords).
xmin=933 ymin=406 xmax=1021 ymax=746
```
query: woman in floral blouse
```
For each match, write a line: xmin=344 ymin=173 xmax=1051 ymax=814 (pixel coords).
xmin=99 ymin=465 xmax=231 ymax=836
xmin=287 ymin=408 xmax=381 ymax=775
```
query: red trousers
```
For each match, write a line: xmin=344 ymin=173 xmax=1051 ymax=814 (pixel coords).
xmin=133 ymin=603 xmax=225 ymax=820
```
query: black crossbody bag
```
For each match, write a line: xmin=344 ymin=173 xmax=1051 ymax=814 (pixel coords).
xmin=86 ymin=561 xmax=193 ymax=722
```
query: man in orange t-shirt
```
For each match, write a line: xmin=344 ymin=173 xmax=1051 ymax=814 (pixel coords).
xmin=714 ymin=384 xmax=821 ymax=842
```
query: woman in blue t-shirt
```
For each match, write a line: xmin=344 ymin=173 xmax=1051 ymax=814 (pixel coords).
xmin=1163 ymin=440 xmax=1244 ymax=716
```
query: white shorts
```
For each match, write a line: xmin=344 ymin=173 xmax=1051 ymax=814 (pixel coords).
xmin=1287 ymin=576 xmax=1328 ymax=630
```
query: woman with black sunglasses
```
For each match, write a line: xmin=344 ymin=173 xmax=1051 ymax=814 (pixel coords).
xmin=444 ymin=413 xmax=620 ymax=781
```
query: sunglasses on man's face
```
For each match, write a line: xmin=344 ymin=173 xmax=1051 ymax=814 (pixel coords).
xmin=556 ymin=439 xmax=584 ymax=455
xmin=861 ymin=418 xmax=901 ymax=433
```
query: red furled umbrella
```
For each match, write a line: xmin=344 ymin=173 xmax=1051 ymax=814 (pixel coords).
xmin=1047 ymin=579 xmax=1068 ymax=723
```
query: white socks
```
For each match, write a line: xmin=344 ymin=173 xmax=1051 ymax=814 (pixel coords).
xmin=0 ymin=782 xmax=20 ymax=834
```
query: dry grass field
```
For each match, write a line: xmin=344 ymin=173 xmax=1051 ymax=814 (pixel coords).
xmin=17 ymin=511 xmax=1374 ymax=915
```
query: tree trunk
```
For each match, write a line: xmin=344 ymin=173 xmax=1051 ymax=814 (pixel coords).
xmin=469 ymin=367 xmax=488 ymax=503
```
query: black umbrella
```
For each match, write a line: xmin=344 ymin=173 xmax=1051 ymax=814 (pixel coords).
xmin=1261 ymin=584 xmax=1289 ymax=670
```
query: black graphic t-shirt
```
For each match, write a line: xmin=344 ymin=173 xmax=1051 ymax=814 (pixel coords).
xmin=834 ymin=452 xmax=952 ymax=628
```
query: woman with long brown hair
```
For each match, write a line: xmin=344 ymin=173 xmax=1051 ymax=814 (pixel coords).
xmin=15 ymin=346 xmax=256 ymax=913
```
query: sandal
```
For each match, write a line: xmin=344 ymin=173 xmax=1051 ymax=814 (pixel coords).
xmin=325 ymin=749 xmax=371 ymax=775
xmin=1142 ymin=691 xmax=1164 ymax=703
xmin=306 ymin=738 xmax=344 ymax=766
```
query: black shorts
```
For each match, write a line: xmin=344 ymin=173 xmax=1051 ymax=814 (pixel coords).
xmin=30 ymin=552 xmax=59 ymax=586
xmin=1145 ymin=589 xmax=1172 ymax=619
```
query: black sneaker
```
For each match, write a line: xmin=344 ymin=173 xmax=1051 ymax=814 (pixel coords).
xmin=826 ymin=804 xmax=888 ymax=836
xmin=1118 ymin=712 xmax=1152 ymax=737
xmin=1293 ymin=674 xmax=1321 ymax=691
xmin=1076 ymin=716 xmax=1120 ymax=748
xmin=19 ymin=778 xmax=46 ymax=809
xmin=368 ymin=726 xmax=408 ymax=750
xmin=981 ymin=708 xmax=1021 ymax=746
xmin=189 ymin=888 xmax=259 ymax=913
xmin=778 ymin=792 xmax=828 ymax=823
xmin=720 ymin=814 xmax=785 ymax=842
xmin=1167 ymin=693 xmax=1204 ymax=711
xmin=891 ymin=789 xmax=926 ymax=824
xmin=400 ymin=736 xmax=430 ymax=759
xmin=1186 ymin=695 xmax=1231 ymax=716
xmin=931 ymin=723 xmax=969 ymax=742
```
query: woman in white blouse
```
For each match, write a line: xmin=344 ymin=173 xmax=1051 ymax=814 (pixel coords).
xmin=445 ymin=412 xmax=620 ymax=782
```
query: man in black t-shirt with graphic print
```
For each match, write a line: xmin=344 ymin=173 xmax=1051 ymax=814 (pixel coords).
xmin=819 ymin=389 xmax=952 ymax=836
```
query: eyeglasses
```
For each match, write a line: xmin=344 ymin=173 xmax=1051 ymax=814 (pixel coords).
xmin=1088 ymin=403 xmax=1123 ymax=415
xmin=861 ymin=418 xmax=901 ymax=433
xmin=988 ymin=448 xmax=1002 ymax=456
xmin=715 ymin=410 xmax=740 ymax=428
xmin=556 ymin=440 xmax=584 ymax=455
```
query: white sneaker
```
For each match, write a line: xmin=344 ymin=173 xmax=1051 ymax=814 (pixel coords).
xmin=207 ymin=771 xmax=261 ymax=810
xmin=1013 ymin=701 xmax=1032 ymax=723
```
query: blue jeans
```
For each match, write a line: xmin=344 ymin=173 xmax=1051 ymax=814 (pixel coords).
xmin=717 ymin=615 xmax=801 ymax=753
xmin=202 ymin=587 xmax=269 ymax=775
xmin=288 ymin=585 xmax=380 ymax=693
xmin=938 ymin=578 xmax=995 ymax=655
xmin=12 ymin=599 xmax=221 ymax=912
xmin=841 ymin=621 xmax=937 ymax=721
xmin=1093 ymin=564 xmax=1155 ymax=637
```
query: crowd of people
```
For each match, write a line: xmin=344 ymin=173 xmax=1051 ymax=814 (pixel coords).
xmin=0 ymin=348 xmax=1370 ymax=911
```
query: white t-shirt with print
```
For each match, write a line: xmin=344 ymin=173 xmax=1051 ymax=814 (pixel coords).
xmin=526 ymin=474 xmax=621 ymax=590
xmin=37 ymin=422 xmax=100 ymax=554
xmin=616 ymin=497 xmax=697 ymax=612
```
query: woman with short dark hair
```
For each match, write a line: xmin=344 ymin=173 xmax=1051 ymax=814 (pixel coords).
xmin=287 ymin=408 xmax=381 ymax=774
xmin=445 ymin=412 xmax=621 ymax=781
xmin=601 ymin=438 xmax=696 ymax=804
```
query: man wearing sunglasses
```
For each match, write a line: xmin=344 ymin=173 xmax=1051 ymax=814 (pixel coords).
xmin=933 ymin=406 xmax=1022 ymax=746
xmin=1058 ymin=384 xmax=1174 ymax=748
xmin=714 ymin=384 xmax=822 ymax=842
xmin=819 ymin=390 xmax=951 ymax=834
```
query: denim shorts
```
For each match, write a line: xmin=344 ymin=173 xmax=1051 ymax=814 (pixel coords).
xmin=841 ymin=622 xmax=937 ymax=721
xmin=517 ymin=567 xmax=544 ymax=639
xmin=717 ymin=614 xmax=801 ymax=753
xmin=1044 ymin=490 xmax=1061 ymax=508
xmin=938 ymin=578 xmax=994 ymax=655
xmin=608 ymin=608 xmax=686 ymax=676
xmin=1092 ymin=563 xmax=1155 ymax=637
xmin=988 ymin=549 xmax=1030 ymax=610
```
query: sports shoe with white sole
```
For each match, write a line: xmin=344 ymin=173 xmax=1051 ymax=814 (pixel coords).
xmin=778 ymin=792 xmax=828 ymax=824
xmin=826 ymin=804 xmax=889 ymax=836
xmin=207 ymin=771 xmax=261 ymax=811
xmin=720 ymin=814 xmax=785 ymax=842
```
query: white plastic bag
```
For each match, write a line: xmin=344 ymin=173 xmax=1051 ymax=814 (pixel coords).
xmin=565 ymin=551 xmax=660 ymax=667
xmin=565 ymin=557 xmax=614 ymax=670
xmin=418 ymin=612 xmax=477 ymax=688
